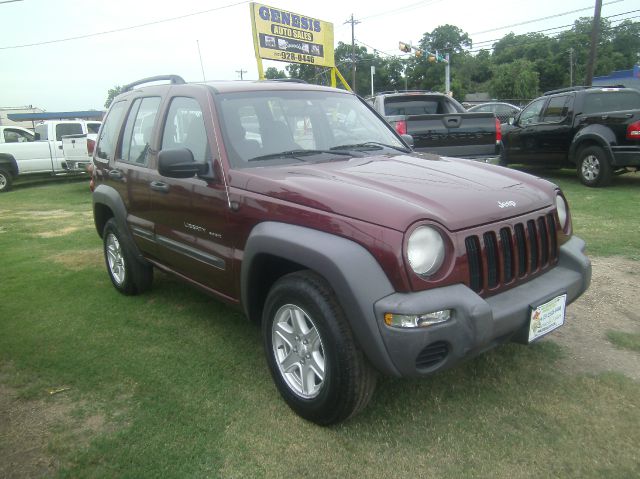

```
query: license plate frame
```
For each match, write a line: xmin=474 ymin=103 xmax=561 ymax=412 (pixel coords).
xmin=528 ymin=294 xmax=567 ymax=343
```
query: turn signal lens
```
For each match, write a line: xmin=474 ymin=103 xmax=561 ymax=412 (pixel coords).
xmin=384 ymin=310 xmax=451 ymax=328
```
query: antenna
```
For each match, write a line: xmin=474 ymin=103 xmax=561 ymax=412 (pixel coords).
xmin=196 ymin=40 xmax=206 ymax=82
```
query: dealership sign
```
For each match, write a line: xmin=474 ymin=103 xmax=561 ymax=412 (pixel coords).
xmin=250 ymin=3 xmax=335 ymax=68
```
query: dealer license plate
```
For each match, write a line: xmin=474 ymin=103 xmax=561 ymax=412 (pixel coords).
xmin=528 ymin=294 xmax=567 ymax=343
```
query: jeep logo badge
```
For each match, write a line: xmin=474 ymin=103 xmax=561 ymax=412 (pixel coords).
xmin=498 ymin=200 xmax=517 ymax=209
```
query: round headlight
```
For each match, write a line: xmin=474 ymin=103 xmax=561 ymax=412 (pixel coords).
xmin=556 ymin=194 xmax=568 ymax=230
xmin=407 ymin=226 xmax=445 ymax=276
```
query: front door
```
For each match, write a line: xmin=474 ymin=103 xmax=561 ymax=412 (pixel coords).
xmin=147 ymin=92 xmax=236 ymax=300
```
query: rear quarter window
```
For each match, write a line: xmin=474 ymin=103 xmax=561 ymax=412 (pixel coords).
xmin=583 ymin=91 xmax=640 ymax=114
xmin=96 ymin=101 xmax=128 ymax=162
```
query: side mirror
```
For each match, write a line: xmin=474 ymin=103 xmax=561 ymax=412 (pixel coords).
xmin=401 ymin=134 xmax=414 ymax=148
xmin=508 ymin=117 xmax=515 ymax=126
xmin=158 ymin=148 xmax=210 ymax=179
xmin=34 ymin=133 xmax=41 ymax=141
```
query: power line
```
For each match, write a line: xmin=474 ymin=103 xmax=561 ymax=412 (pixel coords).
xmin=466 ymin=14 xmax=640 ymax=53
xmin=470 ymin=0 xmax=625 ymax=36
xmin=0 ymin=1 xmax=249 ymax=50
xmin=472 ymin=8 xmax=640 ymax=47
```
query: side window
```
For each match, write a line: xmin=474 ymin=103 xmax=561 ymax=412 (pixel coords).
xmin=120 ymin=97 xmax=161 ymax=165
xmin=519 ymin=98 xmax=546 ymax=126
xmin=4 ymin=128 xmax=34 ymax=143
xmin=35 ymin=124 xmax=48 ymax=141
xmin=87 ymin=122 xmax=101 ymax=134
xmin=161 ymin=97 xmax=209 ymax=164
xmin=56 ymin=123 xmax=83 ymax=141
xmin=96 ymin=101 xmax=128 ymax=161
xmin=542 ymin=95 xmax=571 ymax=123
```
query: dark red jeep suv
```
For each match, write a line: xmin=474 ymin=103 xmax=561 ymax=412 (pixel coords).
xmin=92 ymin=75 xmax=591 ymax=425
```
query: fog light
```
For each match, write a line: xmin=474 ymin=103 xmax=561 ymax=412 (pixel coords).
xmin=384 ymin=310 xmax=451 ymax=328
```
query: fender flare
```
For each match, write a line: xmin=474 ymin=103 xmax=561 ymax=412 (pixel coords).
xmin=569 ymin=126 xmax=615 ymax=164
xmin=92 ymin=183 xmax=147 ymax=263
xmin=241 ymin=221 xmax=400 ymax=376
xmin=0 ymin=153 xmax=19 ymax=177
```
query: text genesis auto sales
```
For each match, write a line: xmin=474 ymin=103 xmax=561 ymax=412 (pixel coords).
xmin=251 ymin=3 xmax=335 ymax=68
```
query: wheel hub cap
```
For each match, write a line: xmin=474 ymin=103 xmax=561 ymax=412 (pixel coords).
xmin=272 ymin=304 xmax=325 ymax=399
xmin=106 ymin=233 xmax=126 ymax=285
xmin=582 ymin=155 xmax=600 ymax=181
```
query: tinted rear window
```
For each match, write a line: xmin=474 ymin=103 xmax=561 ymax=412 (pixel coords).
xmin=583 ymin=91 xmax=640 ymax=114
xmin=384 ymin=96 xmax=462 ymax=115
xmin=56 ymin=123 xmax=83 ymax=141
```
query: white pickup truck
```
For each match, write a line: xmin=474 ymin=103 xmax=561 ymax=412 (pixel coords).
xmin=0 ymin=120 xmax=100 ymax=192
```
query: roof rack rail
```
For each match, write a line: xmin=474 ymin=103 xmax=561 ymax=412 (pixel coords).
xmin=262 ymin=78 xmax=308 ymax=84
xmin=122 ymin=75 xmax=186 ymax=92
xmin=543 ymin=84 xmax=626 ymax=96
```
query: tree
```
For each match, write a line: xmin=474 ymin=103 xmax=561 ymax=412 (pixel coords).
xmin=104 ymin=86 xmax=123 ymax=109
xmin=264 ymin=67 xmax=287 ymax=79
xmin=489 ymin=60 xmax=539 ymax=100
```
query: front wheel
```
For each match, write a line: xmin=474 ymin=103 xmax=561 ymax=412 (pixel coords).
xmin=0 ymin=169 xmax=13 ymax=192
xmin=262 ymin=271 xmax=376 ymax=425
xmin=577 ymin=145 xmax=612 ymax=187
xmin=103 ymin=218 xmax=153 ymax=295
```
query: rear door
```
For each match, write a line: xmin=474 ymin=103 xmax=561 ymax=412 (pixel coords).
xmin=147 ymin=89 xmax=236 ymax=299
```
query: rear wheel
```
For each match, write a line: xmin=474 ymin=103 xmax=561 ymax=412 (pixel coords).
xmin=262 ymin=271 xmax=377 ymax=425
xmin=103 ymin=218 xmax=153 ymax=295
xmin=0 ymin=169 xmax=13 ymax=192
xmin=577 ymin=145 xmax=612 ymax=187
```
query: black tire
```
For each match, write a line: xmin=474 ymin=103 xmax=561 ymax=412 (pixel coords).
xmin=102 ymin=218 xmax=153 ymax=295
xmin=0 ymin=168 xmax=13 ymax=192
xmin=498 ymin=146 xmax=509 ymax=167
xmin=262 ymin=270 xmax=377 ymax=425
xmin=577 ymin=145 xmax=613 ymax=187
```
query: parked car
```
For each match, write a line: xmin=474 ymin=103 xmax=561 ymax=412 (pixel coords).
xmin=366 ymin=91 xmax=501 ymax=161
xmin=500 ymin=86 xmax=640 ymax=186
xmin=92 ymin=75 xmax=591 ymax=425
xmin=467 ymin=102 xmax=522 ymax=123
xmin=0 ymin=120 xmax=99 ymax=192
xmin=0 ymin=125 xmax=35 ymax=144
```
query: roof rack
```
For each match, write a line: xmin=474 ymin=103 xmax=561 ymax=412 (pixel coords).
xmin=543 ymin=85 xmax=626 ymax=96
xmin=122 ymin=75 xmax=186 ymax=92
xmin=262 ymin=78 xmax=308 ymax=84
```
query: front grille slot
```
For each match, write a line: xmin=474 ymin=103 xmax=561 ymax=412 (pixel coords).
xmin=465 ymin=236 xmax=482 ymax=293
xmin=464 ymin=213 xmax=559 ymax=295
xmin=499 ymin=228 xmax=514 ymax=283
xmin=514 ymin=224 xmax=527 ymax=277
xmin=483 ymin=232 xmax=499 ymax=288
xmin=415 ymin=341 xmax=449 ymax=369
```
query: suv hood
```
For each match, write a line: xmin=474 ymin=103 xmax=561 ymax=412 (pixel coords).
xmin=234 ymin=154 xmax=556 ymax=232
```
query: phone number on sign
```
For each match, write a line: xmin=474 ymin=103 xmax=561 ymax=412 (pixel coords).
xmin=276 ymin=52 xmax=315 ymax=63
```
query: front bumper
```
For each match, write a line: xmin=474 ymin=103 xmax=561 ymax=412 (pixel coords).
xmin=373 ymin=236 xmax=591 ymax=377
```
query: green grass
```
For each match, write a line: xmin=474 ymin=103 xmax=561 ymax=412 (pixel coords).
xmin=606 ymin=330 xmax=640 ymax=352
xmin=513 ymin=167 xmax=640 ymax=260
xmin=1 ymin=179 xmax=640 ymax=478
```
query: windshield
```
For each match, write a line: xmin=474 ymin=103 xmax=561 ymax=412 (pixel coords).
xmin=215 ymin=90 xmax=406 ymax=168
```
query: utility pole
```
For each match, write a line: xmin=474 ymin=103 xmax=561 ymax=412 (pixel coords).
xmin=344 ymin=14 xmax=360 ymax=93
xmin=584 ymin=0 xmax=602 ymax=86
xmin=569 ymin=48 xmax=574 ymax=86
xmin=236 ymin=69 xmax=247 ymax=80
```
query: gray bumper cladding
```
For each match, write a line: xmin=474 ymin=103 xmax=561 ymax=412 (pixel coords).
xmin=373 ymin=236 xmax=591 ymax=377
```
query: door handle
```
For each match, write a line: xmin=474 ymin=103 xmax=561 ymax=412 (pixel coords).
xmin=150 ymin=181 xmax=170 ymax=193
xmin=108 ymin=169 xmax=123 ymax=180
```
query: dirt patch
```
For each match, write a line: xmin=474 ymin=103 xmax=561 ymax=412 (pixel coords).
xmin=49 ymin=249 xmax=103 ymax=271
xmin=0 ymin=383 xmax=108 ymax=479
xmin=549 ymin=256 xmax=640 ymax=380
xmin=37 ymin=226 xmax=81 ymax=238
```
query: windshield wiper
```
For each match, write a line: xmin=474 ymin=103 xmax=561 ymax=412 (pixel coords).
xmin=248 ymin=149 xmax=353 ymax=162
xmin=330 ymin=141 xmax=411 ymax=153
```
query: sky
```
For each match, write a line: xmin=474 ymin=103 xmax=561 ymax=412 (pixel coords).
xmin=0 ymin=0 xmax=636 ymax=111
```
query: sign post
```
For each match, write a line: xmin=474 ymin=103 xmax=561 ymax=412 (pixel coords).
xmin=250 ymin=3 xmax=350 ymax=90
